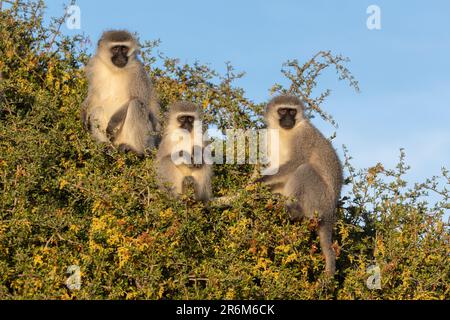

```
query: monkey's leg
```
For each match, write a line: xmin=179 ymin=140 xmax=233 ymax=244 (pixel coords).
xmin=106 ymin=103 xmax=128 ymax=142
xmin=89 ymin=107 xmax=110 ymax=143
xmin=284 ymin=164 xmax=336 ymax=275
xmin=283 ymin=164 xmax=331 ymax=220
xmin=115 ymin=99 xmax=154 ymax=154
xmin=191 ymin=166 xmax=212 ymax=203
xmin=157 ymin=155 xmax=185 ymax=197
xmin=182 ymin=176 xmax=196 ymax=195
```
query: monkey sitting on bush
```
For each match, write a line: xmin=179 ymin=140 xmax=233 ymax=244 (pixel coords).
xmin=81 ymin=30 xmax=160 ymax=155
xmin=259 ymin=94 xmax=343 ymax=275
xmin=156 ymin=101 xmax=212 ymax=203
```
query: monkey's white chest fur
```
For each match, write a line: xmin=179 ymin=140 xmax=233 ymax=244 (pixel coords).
xmin=264 ymin=129 xmax=292 ymax=173
xmin=89 ymin=64 xmax=132 ymax=140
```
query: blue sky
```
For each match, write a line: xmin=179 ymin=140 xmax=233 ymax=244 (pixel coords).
xmin=45 ymin=0 xmax=450 ymax=205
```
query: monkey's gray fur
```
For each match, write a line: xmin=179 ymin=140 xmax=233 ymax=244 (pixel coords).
xmin=156 ymin=102 xmax=212 ymax=203
xmin=81 ymin=30 xmax=160 ymax=155
xmin=260 ymin=94 xmax=343 ymax=275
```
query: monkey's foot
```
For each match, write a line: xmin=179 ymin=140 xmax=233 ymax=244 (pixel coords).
xmin=285 ymin=201 xmax=304 ymax=221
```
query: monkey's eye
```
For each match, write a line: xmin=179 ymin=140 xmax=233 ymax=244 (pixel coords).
xmin=177 ymin=116 xmax=195 ymax=123
xmin=177 ymin=116 xmax=189 ymax=123
xmin=278 ymin=109 xmax=288 ymax=116
xmin=121 ymin=46 xmax=129 ymax=55
xmin=111 ymin=46 xmax=129 ymax=55
xmin=289 ymin=109 xmax=297 ymax=116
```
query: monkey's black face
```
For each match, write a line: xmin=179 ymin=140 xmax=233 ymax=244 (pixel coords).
xmin=277 ymin=108 xmax=297 ymax=129
xmin=177 ymin=115 xmax=195 ymax=132
xmin=110 ymin=45 xmax=129 ymax=68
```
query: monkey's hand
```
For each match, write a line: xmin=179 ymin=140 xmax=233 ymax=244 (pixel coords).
xmin=190 ymin=163 xmax=204 ymax=169
xmin=255 ymin=172 xmax=287 ymax=192
xmin=255 ymin=175 xmax=269 ymax=184
xmin=188 ymin=146 xmax=205 ymax=169
xmin=187 ymin=159 xmax=204 ymax=169
xmin=260 ymin=162 xmax=293 ymax=178
xmin=172 ymin=152 xmax=200 ymax=169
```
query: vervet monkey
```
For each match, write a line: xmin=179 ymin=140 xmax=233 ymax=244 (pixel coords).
xmin=260 ymin=95 xmax=343 ymax=275
xmin=156 ymin=102 xmax=212 ymax=203
xmin=81 ymin=30 xmax=160 ymax=155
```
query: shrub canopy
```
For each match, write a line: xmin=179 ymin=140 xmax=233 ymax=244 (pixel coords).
xmin=0 ymin=0 xmax=448 ymax=299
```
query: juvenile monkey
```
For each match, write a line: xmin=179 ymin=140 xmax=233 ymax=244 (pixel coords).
xmin=260 ymin=94 xmax=343 ymax=275
xmin=81 ymin=30 xmax=160 ymax=155
xmin=156 ymin=102 xmax=212 ymax=202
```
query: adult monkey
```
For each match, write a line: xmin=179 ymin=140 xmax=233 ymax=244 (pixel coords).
xmin=260 ymin=94 xmax=343 ymax=275
xmin=81 ymin=30 xmax=160 ymax=155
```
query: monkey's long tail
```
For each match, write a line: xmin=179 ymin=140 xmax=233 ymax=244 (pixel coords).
xmin=210 ymin=195 xmax=239 ymax=207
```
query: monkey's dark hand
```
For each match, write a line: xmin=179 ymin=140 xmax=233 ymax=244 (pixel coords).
xmin=174 ymin=152 xmax=202 ymax=169
xmin=255 ymin=175 xmax=269 ymax=184
xmin=81 ymin=109 xmax=90 ymax=131
xmin=106 ymin=103 xmax=128 ymax=141
xmin=187 ymin=156 xmax=204 ymax=169
xmin=190 ymin=163 xmax=204 ymax=169
xmin=188 ymin=146 xmax=205 ymax=169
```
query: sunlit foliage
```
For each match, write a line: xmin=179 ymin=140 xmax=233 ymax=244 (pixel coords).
xmin=0 ymin=1 xmax=448 ymax=299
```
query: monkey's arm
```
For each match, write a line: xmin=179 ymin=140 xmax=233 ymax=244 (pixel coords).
xmin=148 ymin=110 xmax=161 ymax=136
xmin=148 ymin=88 xmax=161 ymax=132
xmin=106 ymin=103 xmax=129 ymax=142
xmin=80 ymin=97 xmax=91 ymax=131
xmin=160 ymin=154 xmax=192 ymax=170
xmin=256 ymin=162 xmax=295 ymax=186
xmin=130 ymin=67 xmax=161 ymax=132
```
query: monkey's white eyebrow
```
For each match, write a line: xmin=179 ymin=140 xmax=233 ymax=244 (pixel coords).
xmin=108 ymin=41 xmax=132 ymax=48
xmin=276 ymin=104 xmax=297 ymax=110
xmin=108 ymin=41 xmax=138 ymax=57
xmin=127 ymin=47 xmax=137 ymax=56
xmin=176 ymin=112 xmax=197 ymax=117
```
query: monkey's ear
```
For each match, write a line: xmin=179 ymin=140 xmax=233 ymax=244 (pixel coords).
xmin=128 ymin=45 xmax=140 ymax=57
xmin=299 ymin=98 xmax=308 ymax=109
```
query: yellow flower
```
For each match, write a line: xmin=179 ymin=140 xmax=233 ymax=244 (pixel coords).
xmin=225 ymin=288 xmax=236 ymax=300
xmin=160 ymin=208 xmax=174 ymax=219
xmin=275 ymin=244 xmax=291 ymax=254
xmin=69 ymin=224 xmax=80 ymax=233
xmin=59 ymin=178 xmax=69 ymax=190
xmin=118 ymin=247 xmax=130 ymax=269
xmin=283 ymin=253 xmax=298 ymax=265
xmin=158 ymin=285 xmax=165 ymax=299
xmin=33 ymin=255 xmax=43 ymax=267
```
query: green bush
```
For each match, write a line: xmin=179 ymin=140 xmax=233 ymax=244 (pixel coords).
xmin=0 ymin=1 xmax=448 ymax=299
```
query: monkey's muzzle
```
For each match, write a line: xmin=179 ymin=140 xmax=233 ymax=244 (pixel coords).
xmin=180 ymin=122 xmax=193 ymax=132
xmin=111 ymin=54 xmax=128 ymax=68
xmin=178 ymin=115 xmax=195 ymax=132
xmin=279 ymin=118 xmax=296 ymax=129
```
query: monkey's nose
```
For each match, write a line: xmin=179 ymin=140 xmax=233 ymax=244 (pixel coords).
xmin=181 ymin=122 xmax=193 ymax=132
